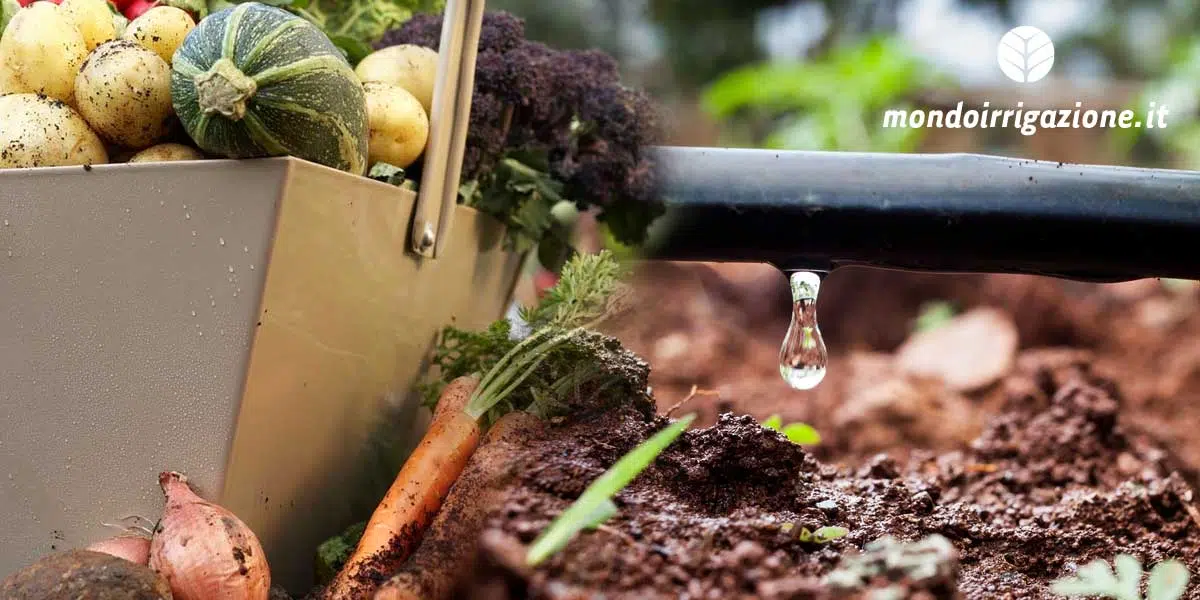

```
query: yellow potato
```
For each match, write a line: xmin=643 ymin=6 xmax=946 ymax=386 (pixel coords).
xmin=75 ymin=39 xmax=174 ymax=148
xmin=60 ymin=0 xmax=116 ymax=50
xmin=363 ymin=81 xmax=429 ymax=169
xmin=0 ymin=93 xmax=108 ymax=168
xmin=0 ymin=60 xmax=19 ymax=96
xmin=0 ymin=2 xmax=89 ymax=103
xmin=355 ymin=45 xmax=437 ymax=115
xmin=123 ymin=6 xmax=193 ymax=64
xmin=128 ymin=143 xmax=203 ymax=163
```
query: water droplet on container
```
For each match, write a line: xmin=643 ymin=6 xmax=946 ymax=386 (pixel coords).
xmin=243 ymin=246 xmax=249 ymax=253
xmin=2 ymin=219 xmax=8 ymax=226
xmin=228 ymin=266 xmax=234 ymax=273
xmin=779 ymin=271 xmax=827 ymax=390
xmin=190 ymin=310 xmax=196 ymax=317
xmin=185 ymin=212 xmax=191 ymax=220
xmin=219 ymin=237 xmax=225 ymax=246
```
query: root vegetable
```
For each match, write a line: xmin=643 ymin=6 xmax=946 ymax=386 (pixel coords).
xmin=0 ymin=1 xmax=88 ymax=103
xmin=355 ymin=45 xmax=437 ymax=115
xmin=324 ymin=376 xmax=483 ymax=600
xmin=87 ymin=535 xmax=152 ymax=564
xmin=150 ymin=471 xmax=271 ymax=600
xmin=374 ymin=411 xmax=544 ymax=600
xmin=124 ymin=0 xmax=154 ymax=19
xmin=74 ymin=39 xmax=173 ymax=148
xmin=128 ymin=142 xmax=202 ymax=162
xmin=0 ymin=549 xmax=172 ymax=599
xmin=60 ymin=0 xmax=116 ymax=50
xmin=0 ymin=93 xmax=108 ymax=167
xmin=122 ymin=5 xmax=192 ymax=64
xmin=363 ymin=81 xmax=429 ymax=169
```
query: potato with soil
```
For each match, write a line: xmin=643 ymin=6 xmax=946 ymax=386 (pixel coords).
xmin=122 ymin=6 xmax=194 ymax=64
xmin=363 ymin=81 xmax=429 ymax=169
xmin=75 ymin=39 xmax=174 ymax=148
xmin=60 ymin=0 xmax=117 ymax=51
xmin=356 ymin=44 xmax=437 ymax=114
xmin=128 ymin=142 xmax=203 ymax=162
xmin=0 ymin=93 xmax=108 ymax=167
xmin=0 ymin=549 xmax=172 ymax=599
xmin=0 ymin=1 xmax=89 ymax=103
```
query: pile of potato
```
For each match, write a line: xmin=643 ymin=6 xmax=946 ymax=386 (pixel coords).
xmin=0 ymin=0 xmax=440 ymax=174
xmin=0 ymin=0 xmax=199 ymax=167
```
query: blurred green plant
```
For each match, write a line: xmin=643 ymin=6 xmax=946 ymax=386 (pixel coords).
xmin=1112 ymin=37 xmax=1200 ymax=169
xmin=701 ymin=36 xmax=939 ymax=152
xmin=762 ymin=414 xmax=821 ymax=445
xmin=1050 ymin=554 xmax=1189 ymax=600
xmin=913 ymin=301 xmax=958 ymax=333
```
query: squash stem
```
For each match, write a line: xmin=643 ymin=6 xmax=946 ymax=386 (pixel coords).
xmin=195 ymin=58 xmax=258 ymax=120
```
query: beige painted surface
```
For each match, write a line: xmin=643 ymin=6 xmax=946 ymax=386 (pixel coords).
xmin=0 ymin=158 xmax=522 ymax=592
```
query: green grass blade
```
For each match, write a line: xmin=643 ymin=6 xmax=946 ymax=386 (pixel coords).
xmin=526 ymin=413 xmax=697 ymax=566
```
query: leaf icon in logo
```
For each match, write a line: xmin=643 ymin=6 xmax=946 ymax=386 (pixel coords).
xmin=998 ymin=26 xmax=1054 ymax=83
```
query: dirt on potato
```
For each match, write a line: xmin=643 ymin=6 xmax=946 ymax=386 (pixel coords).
xmin=450 ymin=263 xmax=1200 ymax=599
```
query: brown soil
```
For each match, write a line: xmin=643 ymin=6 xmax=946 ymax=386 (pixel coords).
xmin=456 ymin=263 xmax=1200 ymax=599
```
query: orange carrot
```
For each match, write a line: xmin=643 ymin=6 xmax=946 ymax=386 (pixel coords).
xmin=373 ymin=411 xmax=543 ymax=600
xmin=323 ymin=376 xmax=483 ymax=600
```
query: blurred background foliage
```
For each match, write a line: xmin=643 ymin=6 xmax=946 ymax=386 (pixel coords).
xmin=488 ymin=0 xmax=1200 ymax=165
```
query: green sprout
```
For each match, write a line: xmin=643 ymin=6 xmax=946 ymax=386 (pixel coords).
xmin=1051 ymin=554 xmax=1190 ymax=600
xmin=913 ymin=300 xmax=957 ymax=333
xmin=526 ymin=413 xmax=697 ymax=566
xmin=781 ymin=523 xmax=849 ymax=544
xmin=762 ymin=414 xmax=821 ymax=446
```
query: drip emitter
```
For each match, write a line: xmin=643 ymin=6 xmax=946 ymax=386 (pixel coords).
xmin=645 ymin=146 xmax=1200 ymax=388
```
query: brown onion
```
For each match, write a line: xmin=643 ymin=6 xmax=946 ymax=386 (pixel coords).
xmin=149 ymin=471 xmax=270 ymax=600
xmin=86 ymin=534 xmax=151 ymax=564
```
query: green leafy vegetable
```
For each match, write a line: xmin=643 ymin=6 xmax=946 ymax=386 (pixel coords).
xmin=1050 ymin=554 xmax=1190 ymax=600
xmin=293 ymin=0 xmax=443 ymax=59
xmin=762 ymin=414 xmax=822 ymax=446
xmin=526 ymin=412 xmax=697 ymax=566
xmin=314 ymin=521 xmax=366 ymax=585
xmin=1 ymin=0 xmax=19 ymax=34
xmin=419 ymin=250 xmax=647 ymax=427
xmin=367 ymin=162 xmax=407 ymax=187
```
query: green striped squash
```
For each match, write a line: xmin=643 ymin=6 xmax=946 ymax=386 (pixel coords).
xmin=170 ymin=2 xmax=368 ymax=174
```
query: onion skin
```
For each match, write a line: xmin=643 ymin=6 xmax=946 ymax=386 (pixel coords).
xmin=87 ymin=535 xmax=151 ymax=565
xmin=150 ymin=471 xmax=270 ymax=600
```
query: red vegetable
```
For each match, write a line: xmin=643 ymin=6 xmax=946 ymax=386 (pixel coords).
xmin=123 ymin=0 xmax=154 ymax=19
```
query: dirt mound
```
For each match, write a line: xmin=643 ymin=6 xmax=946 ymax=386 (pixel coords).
xmin=463 ymin=352 xmax=1200 ymax=599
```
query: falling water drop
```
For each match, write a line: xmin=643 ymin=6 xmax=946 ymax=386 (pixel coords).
xmin=779 ymin=271 xmax=828 ymax=390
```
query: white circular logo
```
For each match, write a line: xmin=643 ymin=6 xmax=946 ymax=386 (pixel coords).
xmin=997 ymin=26 xmax=1054 ymax=83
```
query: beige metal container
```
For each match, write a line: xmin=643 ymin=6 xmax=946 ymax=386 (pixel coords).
xmin=0 ymin=157 xmax=523 ymax=592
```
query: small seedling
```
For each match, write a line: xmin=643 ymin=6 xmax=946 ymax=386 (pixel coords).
xmin=781 ymin=522 xmax=848 ymax=543
xmin=913 ymin=300 xmax=957 ymax=333
xmin=1050 ymin=554 xmax=1190 ymax=600
xmin=762 ymin=414 xmax=821 ymax=445
xmin=525 ymin=413 xmax=697 ymax=566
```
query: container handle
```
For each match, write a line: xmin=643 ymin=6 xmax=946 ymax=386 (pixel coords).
xmin=409 ymin=0 xmax=485 ymax=258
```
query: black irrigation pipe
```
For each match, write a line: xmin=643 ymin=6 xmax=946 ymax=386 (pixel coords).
xmin=645 ymin=146 xmax=1200 ymax=283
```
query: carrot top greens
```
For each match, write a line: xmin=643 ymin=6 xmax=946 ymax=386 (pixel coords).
xmin=419 ymin=250 xmax=647 ymax=426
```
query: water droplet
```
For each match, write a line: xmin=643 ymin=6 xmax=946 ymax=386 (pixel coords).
xmin=190 ymin=310 xmax=196 ymax=317
xmin=228 ymin=266 xmax=234 ymax=273
xmin=160 ymin=200 xmax=165 ymax=206
xmin=219 ymin=237 xmax=225 ymax=246
xmin=779 ymin=271 xmax=827 ymax=390
xmin=2 ymin=219 xmax=8 ymax=226
xmin=185 ymin=212 xmax=191 ymax=220
xmin=249 ymin=264 xmax=255 ymax=270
